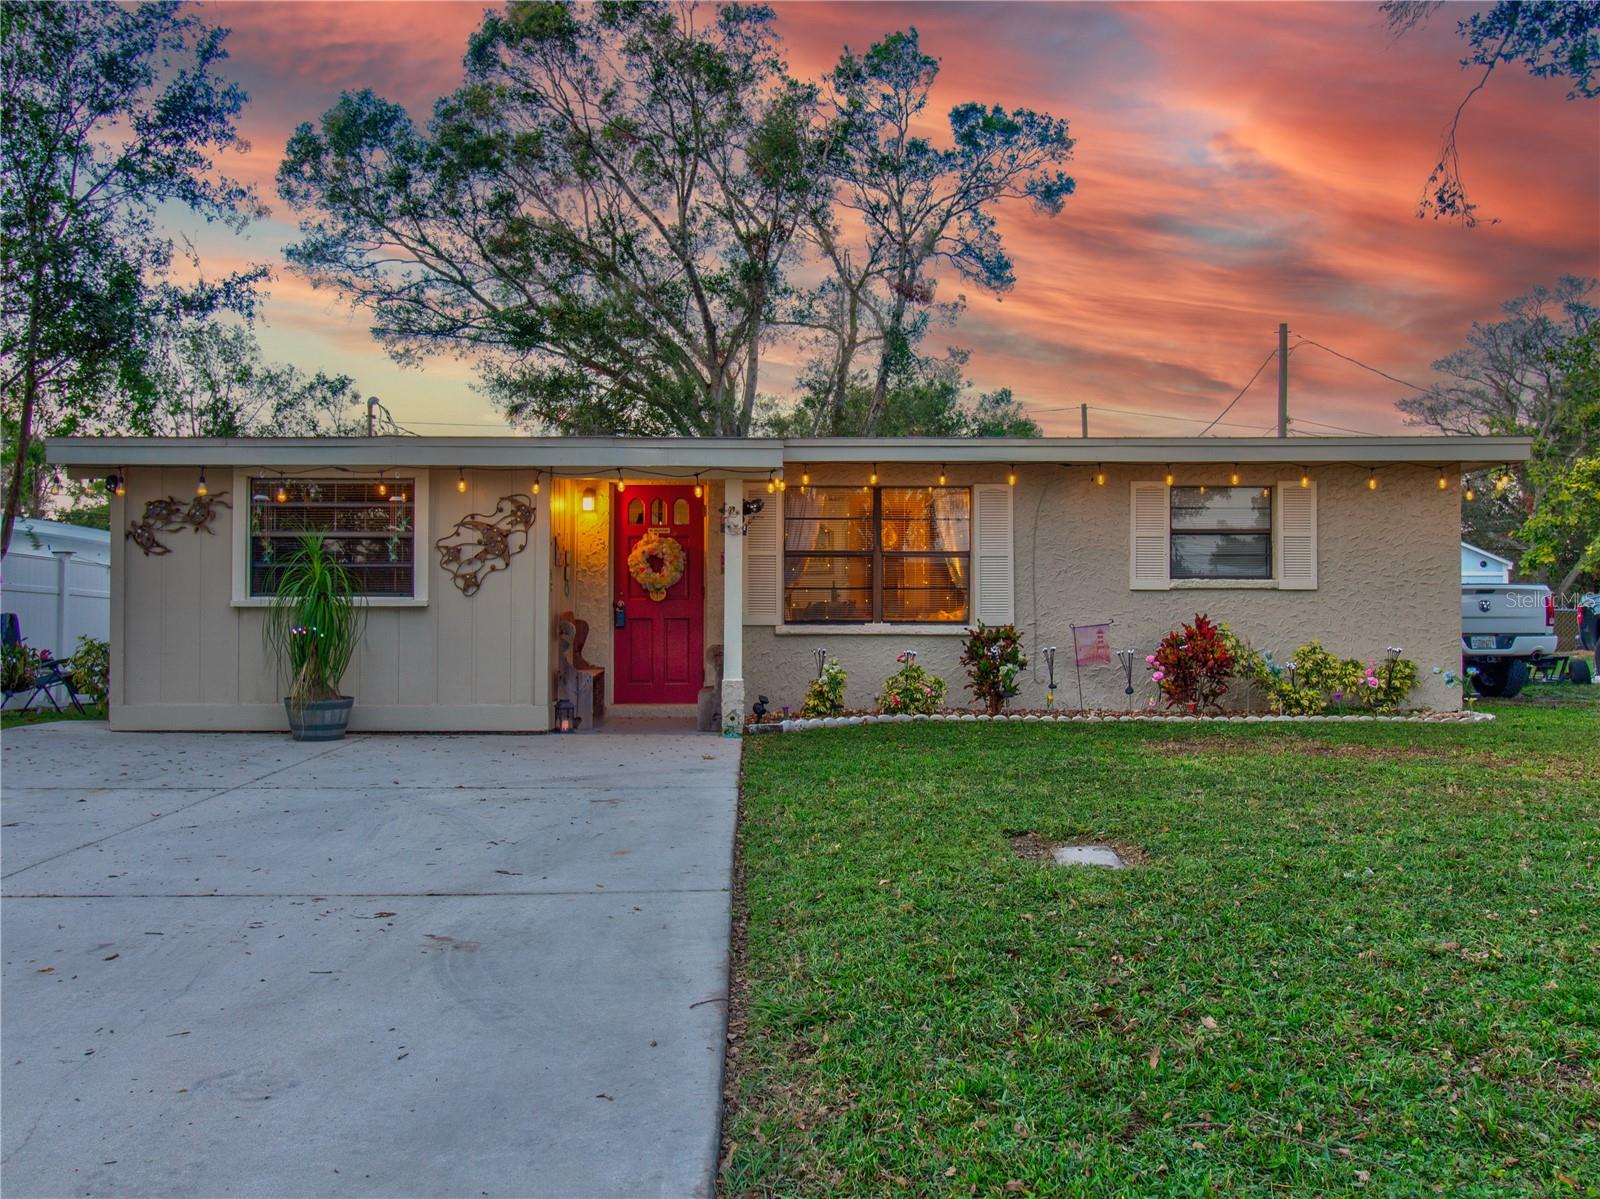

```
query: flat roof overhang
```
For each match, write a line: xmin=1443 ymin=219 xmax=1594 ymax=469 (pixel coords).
xmin=46 ymin=434 xmax=1531 ymax=474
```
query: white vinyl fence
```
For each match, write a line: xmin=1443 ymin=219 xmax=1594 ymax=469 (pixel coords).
xmin=1 ymin=519 xmax=111 ymax=660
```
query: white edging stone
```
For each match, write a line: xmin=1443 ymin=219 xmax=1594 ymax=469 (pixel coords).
xmin=754 ymin=709 xmax=1494 ymax=735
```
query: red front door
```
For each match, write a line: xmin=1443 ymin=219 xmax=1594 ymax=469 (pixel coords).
xmin=612 ymin=484 xmax=705 ymax=705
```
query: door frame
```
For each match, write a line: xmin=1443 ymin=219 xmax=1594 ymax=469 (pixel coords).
xmin=610 ymin=482 xmax=706 ymax=706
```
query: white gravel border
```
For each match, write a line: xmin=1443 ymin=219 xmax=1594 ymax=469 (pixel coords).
xmin=747 ymin=709 xmax=1495 ymax=734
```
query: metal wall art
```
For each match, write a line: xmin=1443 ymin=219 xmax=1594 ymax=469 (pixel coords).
xmin=126 ymin=493 xmax=231 ymax=556
xmin=435 ymin=493 xmax=536 ymax=595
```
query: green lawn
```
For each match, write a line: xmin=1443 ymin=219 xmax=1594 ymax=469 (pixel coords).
xmin=724 ymin=694 xmax=1599 ymax=1197
xmin=0 ymin=704 xmax=105 ymax=731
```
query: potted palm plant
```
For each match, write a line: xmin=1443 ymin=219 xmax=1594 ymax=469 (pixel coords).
xmin=265 ymin=534 xmax=364 ymax=740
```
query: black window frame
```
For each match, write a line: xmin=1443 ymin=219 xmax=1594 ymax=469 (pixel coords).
xmin=248 ymin=476 xmax=418 ymax=599
xmin=783 ymin=485 xmax=971 ymax=624
xmin=1168 ymin=484 xmax=1273 ymax=581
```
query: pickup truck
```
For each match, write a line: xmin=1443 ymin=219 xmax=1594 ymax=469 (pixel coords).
xmin=1461 ymin=583 xmax=1558 ymax=697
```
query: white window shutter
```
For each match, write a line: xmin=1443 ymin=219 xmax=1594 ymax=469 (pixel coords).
xmin=972 ymin=484 xmax=1014 ymax=625
xmin=1275 ymin=481 xmax=1317 ymax=589
xmin=743 ymin=488 xmax=781 ymax=624
xmin=1129 ymin=481 xmax=1171 ymax=590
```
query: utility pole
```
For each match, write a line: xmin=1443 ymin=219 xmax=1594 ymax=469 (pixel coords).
xmin=1276 ymin=323 xmax=1289 ymax=437
xmin=1080 ymin=402 xmax=1089 ymax=438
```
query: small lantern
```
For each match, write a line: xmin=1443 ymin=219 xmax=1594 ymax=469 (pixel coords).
xmin=555 ymin=699 xmax=576 ymax=733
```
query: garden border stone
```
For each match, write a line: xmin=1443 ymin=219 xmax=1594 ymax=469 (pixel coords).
xmin=746 ymin=709 xmax=1495 ymax=735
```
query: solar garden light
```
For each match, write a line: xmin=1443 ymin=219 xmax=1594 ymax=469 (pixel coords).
xmin=1042 ymin=646 xmax=1058 ymax=707
xmin=813 ymin=647 xmax=828 ymax=679
xmin=1115 ymin=648 xmax=1138 ymax=709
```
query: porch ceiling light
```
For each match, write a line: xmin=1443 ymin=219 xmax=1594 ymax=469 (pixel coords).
xmin=581 ymin=486 xmax=597 ymax=512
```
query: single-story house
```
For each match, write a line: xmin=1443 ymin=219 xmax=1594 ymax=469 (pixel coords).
xmin=1461 ymin=541 xmax=1514 ymax=584
xmin=45 ymin=434 xmax=1529 ymax=732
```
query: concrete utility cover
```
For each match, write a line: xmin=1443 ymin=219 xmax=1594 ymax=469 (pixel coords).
xmin=1051 ymin=844 xmax=1126 ymax=868
xmin=1 ymin=722 xmax=739 ymax=1199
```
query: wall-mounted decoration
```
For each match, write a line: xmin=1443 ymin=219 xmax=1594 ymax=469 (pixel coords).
xmin=719 ymin=497 xmax=764 ymax=535
xmin=126 ymin=493 xmax=231 ymax=556
xmin=435 ymin=493 xmax=536 ymax=596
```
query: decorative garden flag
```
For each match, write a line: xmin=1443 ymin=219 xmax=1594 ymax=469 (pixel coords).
xmin=1073 ymin=622 xmax=1113 ymax=667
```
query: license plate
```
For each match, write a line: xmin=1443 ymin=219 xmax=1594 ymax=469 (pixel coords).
xmin=1469 ymin=636 xmax=1496 ymax=650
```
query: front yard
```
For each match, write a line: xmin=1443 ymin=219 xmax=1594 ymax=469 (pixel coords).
xmin=723 ymin=694 xmax=1599 ymax=1196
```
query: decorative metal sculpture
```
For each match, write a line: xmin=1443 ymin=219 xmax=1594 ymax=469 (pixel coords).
xmin=435 ymin=493 xmax=536 ymax=595
xmin=126 ymin=493 xmax=230 ymax=556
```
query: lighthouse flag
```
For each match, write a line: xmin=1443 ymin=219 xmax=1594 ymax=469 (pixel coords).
xmin=1072 ymin=623 xmax=1113 ymax=668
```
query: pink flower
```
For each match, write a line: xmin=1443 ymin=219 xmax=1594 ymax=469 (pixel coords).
xmin=1145 ymin=655 xmax=1157 ymax=665
xmin=1151 ymin=670 xmax=1165 ymax=682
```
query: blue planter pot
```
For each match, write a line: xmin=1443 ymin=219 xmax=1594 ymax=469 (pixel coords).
xmin=284 ymin=696 xmax=354 ymax=741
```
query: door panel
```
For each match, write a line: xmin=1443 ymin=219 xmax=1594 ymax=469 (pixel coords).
xmin=612 ymin=485 xmax=705 ymax=704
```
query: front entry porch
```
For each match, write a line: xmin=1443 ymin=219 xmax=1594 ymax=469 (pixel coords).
xmin=550 ymin=475 xmax=750 ymax=736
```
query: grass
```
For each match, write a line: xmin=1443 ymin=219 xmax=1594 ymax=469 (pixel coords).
xmin=1 ymin=703 xmax=105 ymax=731
xmin=724 ymin=690 xmax=1599 ymax=1197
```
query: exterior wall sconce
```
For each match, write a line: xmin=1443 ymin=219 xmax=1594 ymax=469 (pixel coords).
xmin=581 ymin=487 xmax=597 ymax=512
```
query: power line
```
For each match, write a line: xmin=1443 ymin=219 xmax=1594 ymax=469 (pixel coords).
xmin=1293 ymin=337 xmax=1431 ymax=393
xmin=1198 ymin=346 xmax=1281 ymax=436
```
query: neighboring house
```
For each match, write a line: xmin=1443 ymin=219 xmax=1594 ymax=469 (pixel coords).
xmin=1461 ymin=542 xmax=1514 ymax=584
xmin=45 ymin=434 xmax=1530 ymax=730
xmin=0 ymin=517 xmax=112 ymax=658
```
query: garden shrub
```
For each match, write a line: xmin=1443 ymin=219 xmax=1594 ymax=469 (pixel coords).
xmin=1147 ymin=613 xmax=1234 ymax=712
xmin=961 ymin=623 xmax=1026 ymax=714
xmin=2 ymin=641 xmax=42 ymax=693
xmin=800 ymin=658 xmax=848 ymax=718
xmin=875 ymin=653 xmax=947 ymax=715
xmin=70 ymin=635 xmax=111 ymax=708
xmin=1236 ymin=638 xmax=1421 ymax=714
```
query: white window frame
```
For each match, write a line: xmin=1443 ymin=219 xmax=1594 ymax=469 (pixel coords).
xmin=1131 ymin=477 xmax=1317 ymax=591
xmin=230 ymin=468 xmax=431 ymax=607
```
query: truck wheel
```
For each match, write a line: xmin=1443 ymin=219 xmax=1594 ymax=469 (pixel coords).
xmin=1570 ymin=657 xmax=1593 ymax=686
xmin=1471 ymin=660 xmax=1528 ymax=698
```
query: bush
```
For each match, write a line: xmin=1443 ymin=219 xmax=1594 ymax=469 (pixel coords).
xmin=961 ymin=623 xmax=1026 ymax=714
xmin=800 ymin=658 xmax=848 ymax=718
xmin=2 ymin=641 xmax=42 ymax=693
xmin=1147 ymin=614 xmax=1234 ymax=712
xmin=1237 ymin=638 xmax=1421 ymax=714
xmin=70 ymin=635 xmax=110 ymax=708
xmin=876 ymin=654 xmax=947 ymax=715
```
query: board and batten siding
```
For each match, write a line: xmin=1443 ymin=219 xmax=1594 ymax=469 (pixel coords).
xmin=111 ymin=466 xmax=550 ymax=731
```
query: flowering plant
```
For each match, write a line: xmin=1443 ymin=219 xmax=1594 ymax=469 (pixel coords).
xmin=961 ymin=623 xmax=1027 ymax=715
xmin=800 ymin=657 xmax=848 ymax=718
xmin=2 ymin=640 xmax=42 ymax=692
xmin=1148 ymin=614 xmax=1234 ymax=712
xmin=876 ymin=652 xmax=948 ymax=715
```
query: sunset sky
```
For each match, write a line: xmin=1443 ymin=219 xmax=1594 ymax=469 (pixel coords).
xmin=188 ymin=1 xmax=1599 ymax=438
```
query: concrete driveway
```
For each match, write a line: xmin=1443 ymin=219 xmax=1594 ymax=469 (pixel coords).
xmin=1 ymin=722 xmax=739 ymax=1199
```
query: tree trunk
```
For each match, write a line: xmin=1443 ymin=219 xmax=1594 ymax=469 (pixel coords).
xmin=1 ymin=290 xmax=42 ymax=558
xmin=863 ymin=290 xmax=907 ymax=436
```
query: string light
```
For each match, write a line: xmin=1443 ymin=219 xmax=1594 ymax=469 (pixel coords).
xmin=869 ymin=463 xmax=878 ymax=486
xmin=456 ymin=468 xmax=468 ymax=494
xmin=196 ymin=469 xmax=208 ymax=497
xmin=938 ymin=464 xmax=947 ymax=487
xmin=693 ymin=473 xmax=703 ymax=499
xmin=1164 ymin=465 xmax=1174 ymax=486
xmin=776 ymin=473 xmax=786 ymax=492
xmin=376 ymin=475 xmax=388 ymax=497
xmin=1464 ymin=484 xmax=1476 ymax=501
xmin=1438 ymin=472 xmax=1448 ymax=490
xmin=275 ymin=480 xmax=288 ymax=504
xmin=800 ymin=465 xmax=810 ymax=486
xmin=1367 ymin=469 xmax=1378 ymax=491
xmin=1230 ymin=465 xmax=1240 ymax=486
xmin=766 ymin=471 xmax=776 ymax=495
xmin=1094 ymin=465 xmax=1105 ymax=486
xmin=616 ymin=477 xmax=626 ymax=492
xmin=1007 ymin=464 xmax=1017 ymax=487
xmin=48 ymin=473 xmax=62 ymax=497
xmin=532 ymin=471 xmax=541 ymax=497
xmin=1299 ymin=469 xmax=1310 ymax=489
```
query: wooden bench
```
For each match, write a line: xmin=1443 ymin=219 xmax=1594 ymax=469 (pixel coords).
xmin=557 ymin=610 xmax=606 ymax=727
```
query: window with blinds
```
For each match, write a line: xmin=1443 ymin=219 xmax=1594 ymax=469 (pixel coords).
xmin=1170 ymin=485 xmax=1272 ymax=580
xmin=783 ymin=486 xmax=970 ymax=623
xmin=248 ymin=477 xmax=417 ymax=597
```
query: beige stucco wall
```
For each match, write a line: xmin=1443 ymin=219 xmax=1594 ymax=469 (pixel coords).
xmin=110 ymin=466 xmax=550 ymax=731
xmin=743 ymin=461 xmax=1464 ymax=715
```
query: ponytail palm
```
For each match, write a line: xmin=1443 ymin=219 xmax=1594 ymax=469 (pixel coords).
xmin=264 ymin=535 xmax=364 ymax=706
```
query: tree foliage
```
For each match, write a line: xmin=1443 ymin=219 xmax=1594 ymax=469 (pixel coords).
xmin=279 ymin=1 xmax=833 ymax=437
xmin=810 ymin=29 xmax=1074 ymax=433
xmin=1382 ymin=1 xmax=1598 ymax=225
xmin=1397 ymin=275 xmax=1597 ymax=591
xmin=278 ymin=7 xmax=1073 ymax=438
xmin=0 ymin=0 xmax=263 ymax=553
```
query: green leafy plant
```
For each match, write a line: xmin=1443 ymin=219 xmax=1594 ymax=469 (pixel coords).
xmin=800 ymin=658 xmax=848 ymax=718
xmin=1148 ymin=613 xmax=1235 ymax=712
xmin=2 ymin=641 xmax=42 ymax=693
xmin=69 ymin=635 xmax=110 ymax=708
xmin=876 ymin=653 xmax=947 ymax=715
xmin=961 ymin=623 xmax=1026 ymax=715
xmin=263 ymin=535 xmax=365 ymax=707
xmin=1237 ymin=638 xmax=1421 ymax=714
